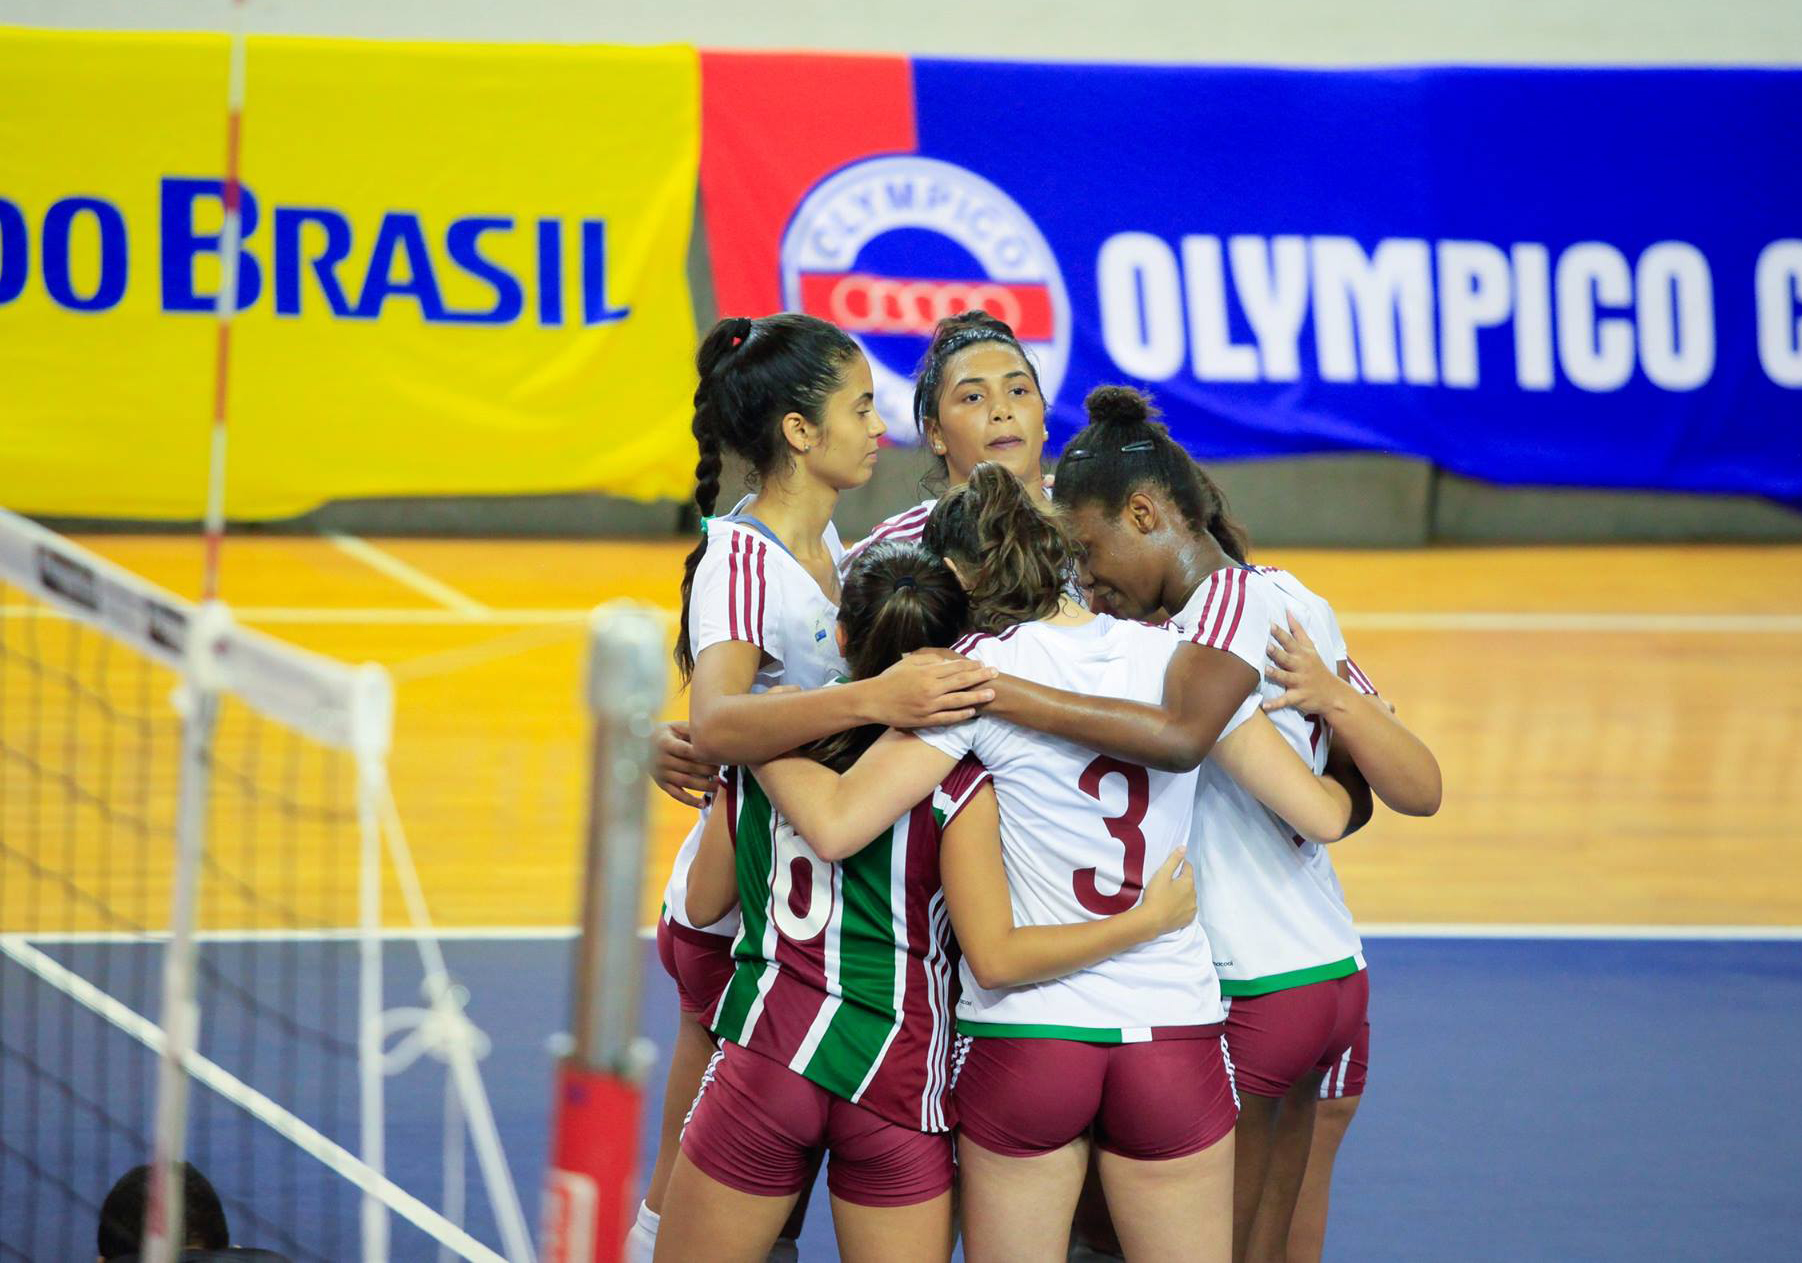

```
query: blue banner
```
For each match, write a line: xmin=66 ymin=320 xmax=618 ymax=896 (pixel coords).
xmin=747 ymin=62 xmax=1802 ymax=499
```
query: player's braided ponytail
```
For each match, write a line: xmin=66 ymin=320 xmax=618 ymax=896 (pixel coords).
xmin=1053 ymin=385 xmax=1250 ymax=565
xmin=675 ymin=314 xmax=860 ymax=681
xmin=924 ymin=461 xmax=1076 ymax=634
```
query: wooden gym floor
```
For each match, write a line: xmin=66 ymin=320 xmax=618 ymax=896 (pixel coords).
xmin=5 ymin=534 xmax=1800 ymax=933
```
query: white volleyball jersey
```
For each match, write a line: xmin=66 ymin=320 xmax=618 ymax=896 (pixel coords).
xmin=1173 ymin=565 xmax=1376 ymax=996
xmin=914 ymin=615 xmax=1221 ymax=1041
xmin=841 ymin=497 xmax=937 ymax=571
xmin=840 ymin=477 xmax=1053 ymax=574
xmin=664 ymin=505 xmax=849 ymax=935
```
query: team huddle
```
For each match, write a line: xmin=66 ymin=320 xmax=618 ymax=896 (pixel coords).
xmin=632 ymin=310 xmax=1441 ymax=1262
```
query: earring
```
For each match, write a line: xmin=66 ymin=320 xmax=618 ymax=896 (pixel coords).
xmin=932 ymin=442 xmax=945 ymax=453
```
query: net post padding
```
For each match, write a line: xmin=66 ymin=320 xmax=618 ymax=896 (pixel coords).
xmin=542 ymin=605 xmax=665 ymax=1263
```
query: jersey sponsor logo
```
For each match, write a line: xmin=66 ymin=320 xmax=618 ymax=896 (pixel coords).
xmin=780 ymin=155 xmax=1071 ymax=443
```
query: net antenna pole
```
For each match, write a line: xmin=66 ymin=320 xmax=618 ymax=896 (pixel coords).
xmin=148 ymin=6 xmax=250 ymax=1252
xmin=143 ymin=603 xmax=231 ymax=1263
xmin=542 ymin=606 xmax=667 ymax=1263
xmin=202 ymin=0 xmax=249 ymax=603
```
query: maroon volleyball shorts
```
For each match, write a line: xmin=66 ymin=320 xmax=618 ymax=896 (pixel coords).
xmin=1224 ymin=969 xmax=1370 ymax=1099
xmin=951 ymin=1026 xmax=1238 ymax=1162
xmin=1317 ymin=1016 xmax=1370 ymax=1100
xmin=656 ymin=915 xmax=736 ymax=1019
xmin=681 ymin=1041 xmax=953 ymax=1207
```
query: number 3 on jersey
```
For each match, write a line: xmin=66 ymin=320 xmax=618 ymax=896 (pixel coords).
xmin=1073 ymin=756 xmax=1150 ymax=915
xmin=772 ymin=819 xmax=834 ymax=941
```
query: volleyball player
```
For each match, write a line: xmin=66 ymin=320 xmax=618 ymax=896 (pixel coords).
xmin=1264 ymin=616 xmax=1430 ymax=1263
xmin=1051 ymin=386 xmax=1440 ymax=1263
xmin=747 ymin=466 xmax=1366 ymax=1261
xmin=841 ymin=309 xmax=1053 ymax=566
xmin=656 ymin=539 xmax=1200 ymax=1262
xmin=652 ymin=308 xmax=1048 ymax=813
xmin=630 ymin=313 xmax=999 ymax=1263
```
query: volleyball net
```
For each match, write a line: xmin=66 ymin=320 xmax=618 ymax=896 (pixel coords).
xmin=0 ymin=509 xmax=532 ymax=1262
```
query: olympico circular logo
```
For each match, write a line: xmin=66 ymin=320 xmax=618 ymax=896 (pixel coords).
xmin=779 ymin=156 xmax=1071 ymax=444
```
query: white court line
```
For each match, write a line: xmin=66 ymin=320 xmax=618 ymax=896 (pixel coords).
xmin=1338 ymin=611 xmax=1802 ymax=634
xmin=15 ymin=922 xmax=1801 ymax=945
xmin=0 ymin=604 xmax=588 ymax=626
xmin=324 ymin=533 xmax=490 ymax=615
xmin=6 ymin=603 xmax=1797 ymax=632
xmin=14 ymin=926 xmax=583 ymax=944
xmin=1357 ymin=922 xmax=1802 ymax=940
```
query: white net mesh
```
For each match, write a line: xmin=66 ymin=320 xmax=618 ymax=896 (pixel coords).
xmin=0 ymin=512 xmax=530 ymax=1262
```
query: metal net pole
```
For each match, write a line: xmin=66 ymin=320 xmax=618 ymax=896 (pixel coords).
xmin=541 ymin=605 xmax=666 ymax=1263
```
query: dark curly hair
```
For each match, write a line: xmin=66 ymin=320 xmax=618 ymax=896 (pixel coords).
xmin=1052 ymin=385 xmax=1249 ymax=564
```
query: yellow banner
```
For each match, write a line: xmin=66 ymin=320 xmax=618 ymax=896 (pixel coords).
xmin=0 ymin=30 xmax=698 ymax=518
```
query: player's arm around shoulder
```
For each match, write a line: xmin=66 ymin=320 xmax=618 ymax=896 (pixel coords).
xmin=981 ymin=632 xmax=1257 ymax=773
xmin=754 ymin=728 xmax=960 ymax=863
xmin=688 ymin=642 xmax=995 ymax=767
xmin=1264 ymin=612 xmax=1443 ymax=817
xmin=1210 ymin=709 xmax=1358 ymax=843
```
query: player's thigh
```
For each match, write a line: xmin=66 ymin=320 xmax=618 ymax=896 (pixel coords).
xmin=828 ymin=1190 xmax=954 ymax=1263
xmin=1096 ymin=1128 xmax=1234 ymax=1263
xmin=1233 ymin=1091 xmax=1281 ymax=1257
xmin=1092 ymin=1036 xmax=1238 ymax=1262
xmin=653 ymin=1151 xmax=797 ymax=1263
xmin=1250 ymin=1074 xmax=1324 ymax=1228
xmin=1288 ymin=1093 xmax=1359 ymax=1263
xmin=647 ymin=1011 xmax=721 ymax=1209
xmin=952 ymin=1036 xmax=1107 ymax=1260
xmin=1071 ymin=1147 xmax=1123 ymax=1258
xmin=1308 ymin=1092 xmax=1361 ymax=1172
xmin=956 ymin=1132 xmax=1091 ymax=1263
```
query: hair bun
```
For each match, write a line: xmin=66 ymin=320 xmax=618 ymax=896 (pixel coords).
xmin=1083 ymin=384 xmax=1157 ymax=431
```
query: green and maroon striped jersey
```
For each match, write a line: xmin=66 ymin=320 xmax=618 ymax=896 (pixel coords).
xmin=709 ymin=755 xmax=991 ymax=1133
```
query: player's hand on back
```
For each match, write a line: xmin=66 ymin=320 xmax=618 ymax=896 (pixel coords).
xmin=1263 ymin=612 xmax=1355 ymax=715
xmin=1137 ymin=849 xmax=1197 ymax=937
xmin=651 ymin=720 xmax=717 ymax=809
xmin=870 ymin=650 xmax=998 ymax=728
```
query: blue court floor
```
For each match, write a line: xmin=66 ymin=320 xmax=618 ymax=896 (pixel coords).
xmin=5 ymin=934 xmax=1800 ymax=1260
